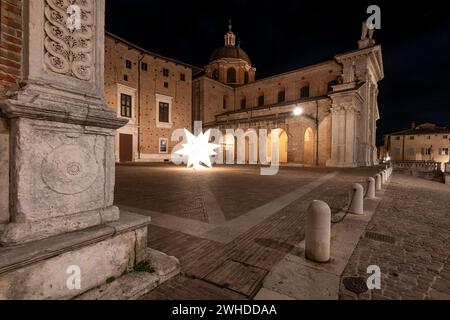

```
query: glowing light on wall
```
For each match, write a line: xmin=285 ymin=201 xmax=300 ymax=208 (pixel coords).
xmin=293 ymin=107 xmax=304 ymax=116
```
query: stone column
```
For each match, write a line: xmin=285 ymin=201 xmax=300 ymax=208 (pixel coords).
xmin=327 ymin=95 xmax=360 ymax=168
xmin=0 ymin=1 xmax=178 ymax=300
xmin=0 ymin=0 xmax=128 ymax=245
xmin=0 ymin=118 xmax=9 ymax=227
xmin=334 ymin=44 xmax=384 ymax=167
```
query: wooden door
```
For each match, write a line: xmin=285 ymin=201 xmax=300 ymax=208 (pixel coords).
xmin=119 ymin=134 xmax=133 ymax=162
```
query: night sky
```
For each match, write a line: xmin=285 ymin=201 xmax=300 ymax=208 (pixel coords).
xmin=106 ymin=0 xmax=450 ymax=145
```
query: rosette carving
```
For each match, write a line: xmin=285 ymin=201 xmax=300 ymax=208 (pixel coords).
xmin=44 ymin=0 xmax=94 ymax=81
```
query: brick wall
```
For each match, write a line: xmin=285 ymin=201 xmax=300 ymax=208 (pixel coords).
xmin=104 ymin=35 xmax=194 ymax=161
xmin=0 ymin=0 xmax=21 ymax=225
xmin=0 ymin=0 xmax=22 ymax=95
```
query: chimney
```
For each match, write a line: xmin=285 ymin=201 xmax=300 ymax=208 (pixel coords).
xmin=411 ymin=122 xmax=416 ymax=129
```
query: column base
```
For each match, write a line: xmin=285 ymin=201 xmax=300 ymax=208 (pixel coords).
xmin=0 ymin=206 xmax=120 ymax=246
xmin=0 ymin=211 xmax=152 ymax=299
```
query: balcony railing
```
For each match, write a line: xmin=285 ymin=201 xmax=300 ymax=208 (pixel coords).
xmin=391 ymin=160 xmax=443 ymax=172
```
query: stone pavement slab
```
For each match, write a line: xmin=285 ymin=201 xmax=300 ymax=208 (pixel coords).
xmin=340 ymin=174 xmax=450 ymax=300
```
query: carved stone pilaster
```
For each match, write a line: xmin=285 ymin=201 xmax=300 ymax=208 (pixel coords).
xmin=0 ymin=0 xmax=127 ymax=245
xmin=44 ymin=0 xmax=94 ymax=81
xmin=0 ymin=1 xmax=162 ymax=300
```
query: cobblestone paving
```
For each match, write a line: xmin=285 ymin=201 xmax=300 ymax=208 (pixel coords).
xmin=115 ymin=164 xmax=378 ymax=222
xmin=115 ymin=164 xmax=381 ymax=300
xmin=340 ymin=174 xmax=450 ymax=300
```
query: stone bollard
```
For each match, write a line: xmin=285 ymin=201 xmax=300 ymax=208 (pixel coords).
xmin=366 ymin=177 xmax=376 ymax=199
xmin=381 ymin=171 xmax=386 ymax=184
xmin=375 ymin=174 xmax=382 ymax=191
xmin=348 ymin=183 xmax=364 ymax=215
xmin=306 ymin=200 xmax=331 ymax=263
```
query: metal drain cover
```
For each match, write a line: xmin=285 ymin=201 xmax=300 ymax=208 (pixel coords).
xmin=343 ymin=277 xmax=368 ymax=294
xmin=365 ymin=232 xmax=396 ymax=244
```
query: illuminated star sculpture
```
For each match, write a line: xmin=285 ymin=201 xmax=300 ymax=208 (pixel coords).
xmin=175 ymin=129 xmax=219 ymax=170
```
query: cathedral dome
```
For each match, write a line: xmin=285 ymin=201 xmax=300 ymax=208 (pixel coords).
xmin=210 ymin=45 xmax=252 ymax=65
xmin=205 ymin=21 xmax=256 ymax=85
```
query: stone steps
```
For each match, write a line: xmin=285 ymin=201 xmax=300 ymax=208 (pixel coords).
xmin=76 ymin=248 xmax=180 ymax=300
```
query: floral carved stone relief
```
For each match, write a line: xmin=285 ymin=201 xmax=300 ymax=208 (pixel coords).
xmin=41 ymin=144 xmax=99 ymax=195
xmin=44 ymin=0 xmax=94 ymax=81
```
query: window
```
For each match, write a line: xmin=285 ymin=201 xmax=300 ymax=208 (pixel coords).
xmin=327 ymin=80 xmax=338 ymax=92
xmin=244 ymin=71 xmax=249 ymax=84
xmin=212 ymin=69 xmax=219 ymax=80
xmin=159 ymin=138 xmax=168 ymax=153
xmin=123 ymin=75 xmax=128 ymax=81
xmin=126 ymin=60 xmax=132 ymax=69
xmin=395 ymin=137 xmax=401 ymax=141
xmin=258 ymin=94 xmax=265 ymax=107
xmin=164 ymin=82 xmax=169 ymax=88
xmin=394 ymin=148 xmax=401 ymax=157
xmin=159 ymin=102 xmax=170 ymax=123
xmin=408 ymin=148 xmax=416 ymax=156
xmin=120 ymin=94 xmax=132 ymax=118
xmin=439 ymin=148 xmax=449 ymax=156
xmin=422 ymin=148 xmax=433 ymax=156
xmin=427 ymin=136 xmax=431 ymax=140
xmin=163 ymin=68 xmax=169 ymax=77
xmin=227 ymin=68 xmax=236 ymax=83
xmin=410 ymin=136 xmax=415 ymax=140
xmin=300 ymin=86 xmax=310 ymax=98
xmin=141 ymin=62 xmax=148 ymax=71
xmin=278 ymin=90 xmax=285 ymax=103
xmin=180 ymin=73 xmax=186 ymax=81
xmin=223 ymin=97 xmax=227 ymax=110
xmin=444 ymin=135 xmax=449 ymax=139
xmin=240 ymin=98 xmax=246 ymax=110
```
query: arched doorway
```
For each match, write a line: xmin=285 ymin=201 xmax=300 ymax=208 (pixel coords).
xmin=304 ymin=128 xmax=314 ymax=165
xmin=267 ymin=129 xmax=288 ymax=164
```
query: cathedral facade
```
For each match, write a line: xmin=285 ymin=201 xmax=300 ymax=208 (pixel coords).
xmin=193 ymin=23 xmax=384 ymax=167
xmin=103 ymin=22 xmax=384 ymax=167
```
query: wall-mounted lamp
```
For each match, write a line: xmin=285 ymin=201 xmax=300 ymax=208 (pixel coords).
xmin=293 ymin=107 xmax=304 ymax=116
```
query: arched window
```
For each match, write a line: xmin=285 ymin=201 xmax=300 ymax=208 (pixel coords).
xmin=244 ymin=71 xmax=249 ymax=84
xmin=212 ymin=69 xmax=219 ymax=80
xmin=223 ymin=96 xmax=227 ymax=110
xmin=227 ymin=68 xmax=236 ymax=83
xmin=300 ymin=86 xmax=310 ymax=98
xmin=278 ymin=90 xmax=285 ymax=103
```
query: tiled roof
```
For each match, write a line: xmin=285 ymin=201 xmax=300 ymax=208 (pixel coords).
xmin=389 ymin=123 xmax=450 ymax=136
